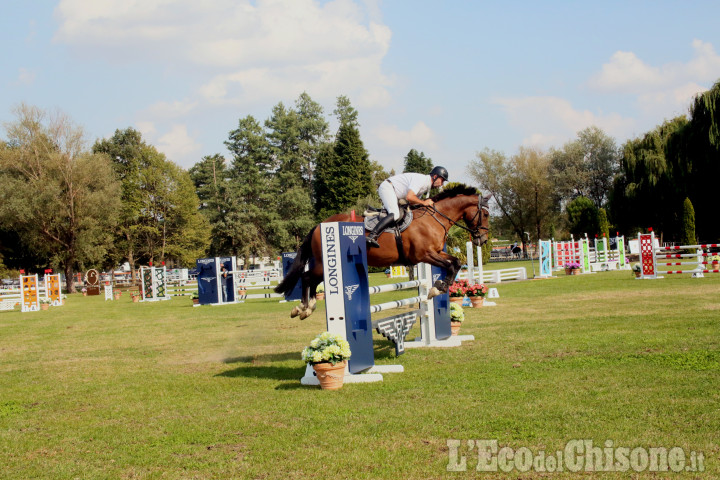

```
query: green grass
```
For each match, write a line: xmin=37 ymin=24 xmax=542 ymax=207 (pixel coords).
xmin=1 ymin=267 xmax=719 ymax=479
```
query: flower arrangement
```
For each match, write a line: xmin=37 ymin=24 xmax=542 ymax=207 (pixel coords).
xmin=709 ymin=255 xmax=720 ymax=266
xmin=465 ymin=283 xmax=488 ymax=297
xmin=632 ymin=263 xmax=642 ymax=273
xmin=565 ymin=262 xmax=581 ymax=270
xmin=450 ymin=303 xmax=464 ymax=323
xmin=39 ymin=298 xmax=52 ymax=304
xmin=316 ymin=282 xmax=324 ymax=293
xmin=448 ymin=279 xmax=470 ymax=297
xmin=301 ymin=332 xmax=352 ymax=365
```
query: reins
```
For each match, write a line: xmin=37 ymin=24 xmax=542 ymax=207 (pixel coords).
xmin=419 ymin=196 xmax=489 ymax=241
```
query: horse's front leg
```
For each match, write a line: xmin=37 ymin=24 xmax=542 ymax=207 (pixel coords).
xmin=421 ymin=251 xmax=462 ymax=298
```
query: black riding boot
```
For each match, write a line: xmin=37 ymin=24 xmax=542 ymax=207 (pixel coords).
xmin=366 ymin=214 xmax=396 ymax=248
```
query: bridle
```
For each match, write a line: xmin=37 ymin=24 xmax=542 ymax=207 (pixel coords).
xmin=425 ymin=195 xmax=490 ymax=241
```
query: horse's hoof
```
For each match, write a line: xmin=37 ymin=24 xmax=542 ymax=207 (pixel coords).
xmin=290 ymin=306 xmax=301 ymax=318
xmin=427 ymin=287 xmax=442 ymax=299
xmin=299 ymin=310 xmax=312 ymax=320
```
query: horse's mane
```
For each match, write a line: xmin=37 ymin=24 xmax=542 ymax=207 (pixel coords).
xmin=431 ymin=183 xmax=479 ymax=202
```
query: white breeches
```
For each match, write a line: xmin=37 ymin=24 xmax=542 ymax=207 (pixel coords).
xmin=378 ymin=181 xmax=400 ymax=221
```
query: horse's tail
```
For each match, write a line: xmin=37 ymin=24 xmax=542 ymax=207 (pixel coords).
xmin=274 ymin=227 xmax=316 ymax=295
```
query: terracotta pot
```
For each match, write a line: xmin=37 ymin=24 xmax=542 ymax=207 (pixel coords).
xmin=450 ymin=321 xmax=462 ymax=336
xmin=114 ymin=293 xmax=121 ymax=300
xmin=192 ymin=298 xmax=199 ymax=305
xmin=469 ymin=296 xmax=484 ymax=308
xmin=132 ymin=296 xmax=139 ymax=303
xmin=634 ymin=271 xmax=641 ymax=278
xmin=312 ymin=361 xmax=346 ymax=390
xmin=316 ymin=293 xmax=325 ymax=300
xmin=449 ymin=296 xmax=464 ymax=305
xmin=40 ymin=304 xmax=49 ymax=311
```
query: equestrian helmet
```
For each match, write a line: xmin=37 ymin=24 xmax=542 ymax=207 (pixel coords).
xmin=430 ymin=165 xmax=449 ymax=181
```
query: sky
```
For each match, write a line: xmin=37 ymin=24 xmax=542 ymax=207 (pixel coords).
xmin=2 ymin=0 xmax=720 ymax=177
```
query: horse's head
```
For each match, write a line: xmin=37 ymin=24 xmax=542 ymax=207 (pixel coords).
xmin=465 ymin=193 xmax=491 ymax=247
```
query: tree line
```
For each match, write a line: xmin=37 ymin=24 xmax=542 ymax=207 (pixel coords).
xmin=469 ymin=79 xmax=720 ymax=252
xmin=2 ymin=81 xmax=718 ymax=288
xmin=0 ymin=95 xmax=435 ymax=291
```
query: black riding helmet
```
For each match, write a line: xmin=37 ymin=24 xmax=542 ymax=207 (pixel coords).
xmin=430 ymin=165 xmax=449 ymax=182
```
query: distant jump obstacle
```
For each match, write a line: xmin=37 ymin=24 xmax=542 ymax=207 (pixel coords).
xmin=638 ymin=232 xmax=720 ymax=279
xmin=300 ymin=222 xmax=473 ymax=386
xmin=194 ymin=255 xmax=297 ymax=306
xmin=1 ymin=273 xmax=64 ymax=312
xmin=538 ymin=234 xmax=629 ymax=277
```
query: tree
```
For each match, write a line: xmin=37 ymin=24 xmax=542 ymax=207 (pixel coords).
xmin=93 ymin=128 xmax=209 ymax=269
xmin=0 ymin=104 xmax=121 ymax=292
xmin=266 ymin=94 xmax=330 ymax=249
xmin=314 ymin=96 xmax=374 ymax=220
xmin=469 ymin=147 xmax=556 ymax=253
xmin=550 ymin=126 xmax=620 ymax=209
xmin=597 ymin=208 xmax=610 ymax=239
xmin=681 ymin=197 xmax=696 ymax=246
xmin=403 ymin=149 xmax=433 ymax=174
xmin=566 ymin=196 xmax=598 ymax=237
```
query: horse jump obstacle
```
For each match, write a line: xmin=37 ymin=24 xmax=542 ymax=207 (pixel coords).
xmin=194 ymin=255 xmax=295 ymax=305
xmin=140 ymin=266 xmax=169 ymax=302
xmin=301 ymin=222 xmax=470 ymax=386
xmin=545 ymin=234 xmax=629 ymax=277
xmin=1 ymin=273 xmax=64 ymax=312
xmin=638 ymin=232 xmax=720 ymax=279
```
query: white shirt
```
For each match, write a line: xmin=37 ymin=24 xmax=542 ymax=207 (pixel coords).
xmin=386 ymin=172 xmax=432 ymax=199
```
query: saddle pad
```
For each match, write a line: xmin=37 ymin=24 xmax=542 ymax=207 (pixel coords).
xmin=364 ymin=210 xmax=413 ymax=233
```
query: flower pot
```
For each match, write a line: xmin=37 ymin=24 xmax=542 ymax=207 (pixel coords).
xmin=469 ymin=296 xmax=484 ymax=308
xmin=450 ymin=321 xmax=462 ymax=336
xmin=192 ymin=298 xmax=199 ymax=305
xmin=316 ymin=293 xmax=325 ymax=301
xmin=82 ymin=292 xmax=87 ymax=296
xmin=565 ymin=268 xmax=579 ymax=275
xmin=132 ymin=295 xmax=139 ymax=303
xmin=114 ymin=293 xmax=121 ymax=300
xmin=449 ymin=296 xmax=464 ymax=305
xmin=312 ymin=361 xmax=346 ymax=390
xmin=634 ymin=271 xmax=641 ymax=278
xmin=40 ymin=304 xmax=49 ymax=311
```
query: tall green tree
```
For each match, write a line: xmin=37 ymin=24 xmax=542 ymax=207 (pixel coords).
xmin=469 ymin=146 xmax=556 ymax=252
xmin=550 ymin=126 xmax=620 ymax=209
xmin=93 ymin=128 xmax=209 ymax=269
xmin=223 ymin=115 xmax=286 ymax=262
xmin=314 ymin=96 xmax=373 ymax=220
xmin=403 ymin=149 xmax=433 ymax=174
xmin=0 ymin=104 xmax=121 ymax=292
xmin=681 ymin=197 xmax=696 ymax=246
xmin=566 ymin=196 xmax=598 ymax=237
xmin=265 ymin=93 xmax=329 ymax=249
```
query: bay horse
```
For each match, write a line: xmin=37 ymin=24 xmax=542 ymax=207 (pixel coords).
xmin=275 ymin=184 xmax=491 ymax=319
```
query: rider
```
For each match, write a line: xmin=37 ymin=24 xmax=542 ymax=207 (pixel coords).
xmin=366 ymin=166 xmax=449 ymax=248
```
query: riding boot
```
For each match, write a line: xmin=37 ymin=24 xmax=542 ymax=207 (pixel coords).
xmin=366 ymin=214 xmax=396 ymax=248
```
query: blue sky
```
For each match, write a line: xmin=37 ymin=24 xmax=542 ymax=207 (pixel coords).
xmin=2 ymin=1 xmax=720 ymax=177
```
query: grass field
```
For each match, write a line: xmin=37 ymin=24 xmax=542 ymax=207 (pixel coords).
xmin=1 ymin=264 xmax=718 ymax=479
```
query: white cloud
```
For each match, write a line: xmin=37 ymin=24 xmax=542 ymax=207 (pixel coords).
xmin=493 ymin=96 xmax=635 ymax=148
xmin=589 ymin=40 xmax=720 ymax=94
xmin=372 ymin=121 xmax=439 ymax=150
xmin=15 ymin=67 xmax=36 ymax=86
xmin=587 ymin=40 xmax=719 ymax=121
xmin=53 ymin=0 xmax=393 ymax=108
xmin=155 ymin=124 xmax=202 ymax=164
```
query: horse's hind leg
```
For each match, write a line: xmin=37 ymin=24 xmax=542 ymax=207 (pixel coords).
xmin=295 ymin=270 xmax=323 ymax=320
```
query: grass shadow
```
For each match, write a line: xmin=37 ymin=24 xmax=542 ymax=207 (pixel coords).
xmin=216 ymin=364 xmax=301 ymax=381
xmin=222 ymin=351 xmax=299 ymax=364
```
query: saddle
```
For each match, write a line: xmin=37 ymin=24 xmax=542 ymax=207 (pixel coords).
xmin=363 ymin=201 xmax=414 ymax=265
xmin=362 ymin=202 xmax=413 ymax=233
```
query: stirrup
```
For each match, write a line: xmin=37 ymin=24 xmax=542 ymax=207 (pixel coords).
xmin=366 ymin=236 xmax=380 ymax=248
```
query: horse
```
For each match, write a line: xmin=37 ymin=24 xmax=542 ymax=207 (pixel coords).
xmin=275 ymin=184 xmax=491 ymax=319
